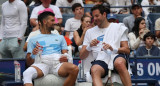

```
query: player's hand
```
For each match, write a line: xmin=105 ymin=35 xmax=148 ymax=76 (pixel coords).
xmin=32 ymin=42 xmax=42 ymax=55
xmin=18 ymin=38 xmax=22 ymax=45
xmin=90 ymin=39 xmax=99 ymax=47
xmin=59 ymin=56 xmax=68 ymax=63
xmin=102 ymin=42 xmax=113 ymax=51
xmin=139 ymin=28 xmax=144 ymax=35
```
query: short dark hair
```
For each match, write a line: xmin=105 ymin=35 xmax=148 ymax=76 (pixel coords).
xmin=131 ymin=3 xmax=142 ymax=9
xmin=72 ymin=3 xmax=82 ymax=12
xmin=38 ymin=11 xmax=55 ymax=26
xmin=91 ymin=4 xmax=110 ymax=15
xmin=143 ymin=32 xmax=156 ymax=41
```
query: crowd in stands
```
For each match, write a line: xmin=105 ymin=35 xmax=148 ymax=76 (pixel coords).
xmin=1 ymin=0 xmax=160 ymax=85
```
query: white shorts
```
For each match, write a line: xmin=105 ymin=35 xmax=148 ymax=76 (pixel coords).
xmin=32 ymin=53 xmax=63 ymax=76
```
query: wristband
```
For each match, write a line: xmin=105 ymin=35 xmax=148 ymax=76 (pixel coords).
xmin=112 ymin=48 xmax=118 ymax=54
xmin=63 ymin=53 xmax=73 ymax=63
xmin=86 ymin=45 xmax=92 ymax=51
xmin=31 ymin=54 xmax=36 ymax=59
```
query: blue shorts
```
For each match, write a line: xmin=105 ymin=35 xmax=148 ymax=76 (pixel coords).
xmin=91 ymin=53 xmax=128 ymax=78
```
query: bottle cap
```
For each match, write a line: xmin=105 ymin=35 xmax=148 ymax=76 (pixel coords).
xmin=78 ymin=60 xmax=81 ymax=63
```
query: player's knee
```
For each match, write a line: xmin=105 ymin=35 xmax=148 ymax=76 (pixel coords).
xmin=23 ymin=67 xmax=37 ymax=84
xmin=114 ymin=60 xmax=126 ymax=71
xmin=90 ymin=65 xmax=100 ymax=75
xmin=72 ymin=65 xmax=79 ymax=74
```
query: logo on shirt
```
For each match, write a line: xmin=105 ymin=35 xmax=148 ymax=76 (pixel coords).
xmin=97 ymin=35 xmax=104 ymax=41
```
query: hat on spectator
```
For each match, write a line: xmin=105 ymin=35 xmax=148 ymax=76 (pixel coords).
xmin=107 ymin=13 xmax=117 ymax=20
xmin=131 ymin=3 xmax=142 ymax=9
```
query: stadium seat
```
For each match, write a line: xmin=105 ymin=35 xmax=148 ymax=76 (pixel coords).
xmin=147 ymin=13 xmax=160 ymax=34
xmin=62 ymin=14 xmax=74 ymax=27
xmin=115 ymin=14 xmax=132 ymax=23
xmin=84 ymin=4 xmax=94 ymax=13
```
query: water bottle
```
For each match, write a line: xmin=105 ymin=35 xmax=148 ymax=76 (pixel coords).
xmin=14 ymin=60 xmax=21 ymax=82
xmin=77 ymin=60 xmax=81 ymax=80
xmin=35 ymin=42 xmax=43 ymax=64
xmin=80 ymin=60 xmax=86 ymax=82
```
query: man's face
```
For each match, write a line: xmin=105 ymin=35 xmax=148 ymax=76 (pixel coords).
xmin=145 ymin=37 xmax=154 ymax=47
xmin=46 ymin=15 xmax=55 ymax=30
xmin=131 ymin=6 xmax=142 ymax=17
xmin=92 ymin=9 xmax=106 ymax=26
xmin=73 ymin=6 xmax=84 ymax=17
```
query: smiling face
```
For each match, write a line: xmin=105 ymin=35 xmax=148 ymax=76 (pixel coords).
xmin=92 ymin=9 xmax=106 ymax=26
xmin=46 ymin=15 xmax=55 ymax=30
xmin=39 ymin=15 xmax=55 ymax=33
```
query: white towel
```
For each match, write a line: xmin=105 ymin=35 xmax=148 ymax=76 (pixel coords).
xmin=96 ymin=23 xmax=128 ymax=70
xmin=34 ymin=53 xmax=73 ymax=65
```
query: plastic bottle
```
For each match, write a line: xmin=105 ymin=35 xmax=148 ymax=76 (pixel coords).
xmin=14 ymin=60 xmax=21 ymax=82
xmin=80 ymin=60 xmax=84 ymax=79
xmin=77 ymin=60 xmax=81 ymax=80
xmin=35 ymin=42 xmax=43 ymax=64
xmin=35 ymin=50 xmax=42 ymax=64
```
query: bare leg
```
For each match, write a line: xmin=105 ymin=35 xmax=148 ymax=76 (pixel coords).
xmin=114 ymin=57 xmax=132 ymax=86
xmin=58 ymin=62 xmax=79 ymax=86
xmin=24 ymin=66 xmax=44 ymax=86
xmin=91 ymin=65 xmax=105 ymax=86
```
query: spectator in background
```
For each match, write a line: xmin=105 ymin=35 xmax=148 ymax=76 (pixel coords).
xmin=64 ymin=3 xmax=84 ymax=40
xmin=107 ymin=13 xmax=119 ymax=23
xmin=136 ymin=32 xmax=160 ymax=56
xmin=26 ymin=0 xmax=42 ymax=35
xmin=123 ymin=3 xmax=143 ymax=33
xmin=0 ymin=0 xmax=28 ymax=58
xmin=107 ymin=0 xmax=132 ymax=14
xmin=155 ymin=18 xmax=160 ymax=42
xmin=85 ymin=0 xmax=94 ymax=4
xmin=51 ymin=0 xmax=57 ymax=5
xmin=93 ymin=0 xmax=109 ymax=5
xmin=73 ymin=15 xmax=91 ymax=56
xmin=118 ymin=8 xmax=129 ymax=14
xmin=23 ymin=0 xmax=33 ymax=6
xmin=157 ymin=0 xmax=160 ymax=5
xmin=56 ymin=0 xmax=84 ymax=14
xmin=30 ymin=0 xmax=62 ymax=30
xmin=141 ymin=0 xmax=157 ymax=20
xmin=128 ymin=17 xmax=150 ymax=50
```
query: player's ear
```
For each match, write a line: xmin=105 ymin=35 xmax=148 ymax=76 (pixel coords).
xmin=43 ymin=19 xmax=47 ymax=25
